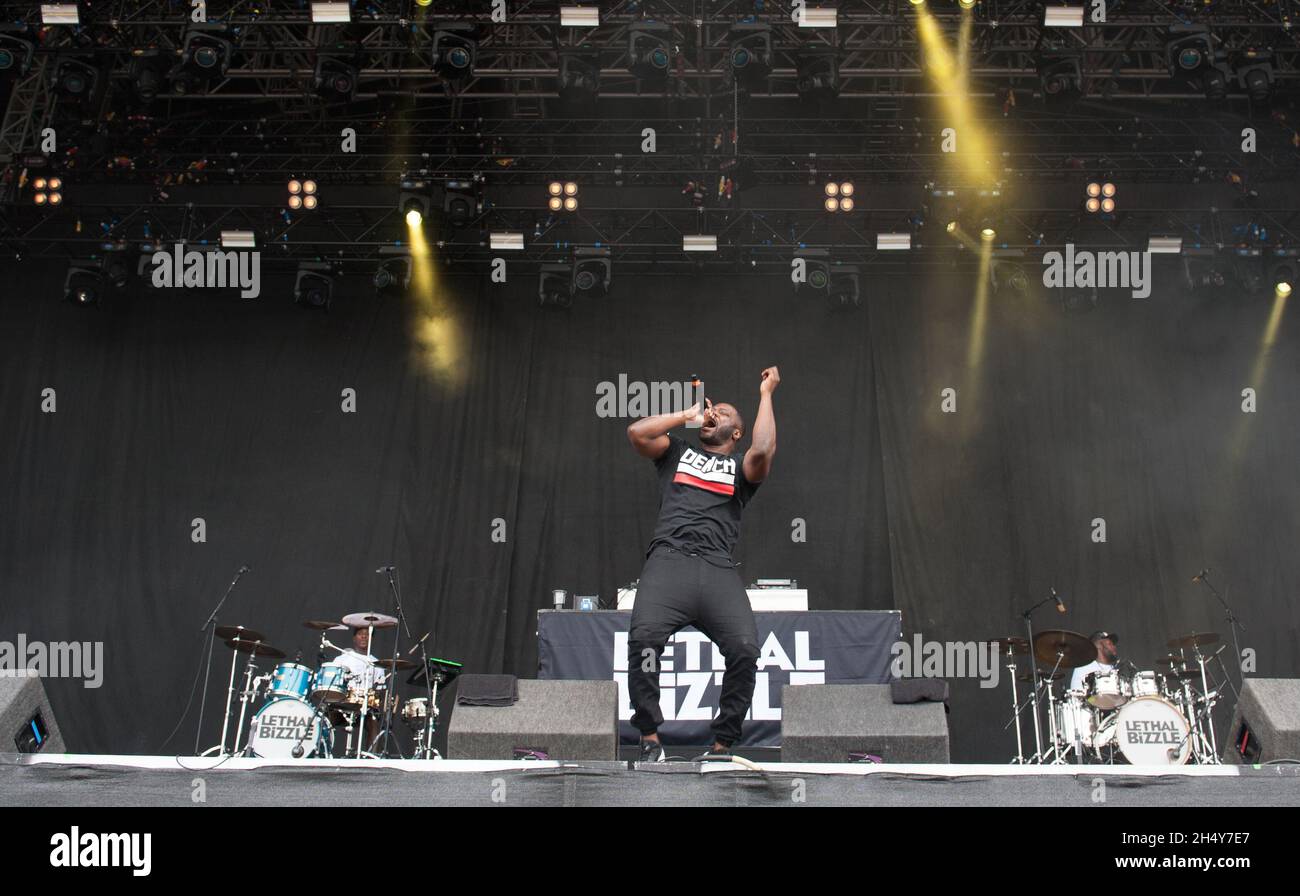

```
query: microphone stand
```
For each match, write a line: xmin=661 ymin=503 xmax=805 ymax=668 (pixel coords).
xmin=1019 ymin=589 xmax=1062 ymax=764
xmin=194 ymin=565 xmax=249 ymax=756
xmin=1194 ymin=572 xmax=1244 ymax=702
xmin=374 ymin=566 xmax=407 ymax=759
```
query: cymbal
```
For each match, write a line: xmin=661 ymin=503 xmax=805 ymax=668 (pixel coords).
xmin=1033 ymin=630 xmax=1096 ymax=669
xmin=225 ymin=638 xmax=285 ymax=659
xmin=1167 ymin=632 xmax=1219 ymax=650
xmin=303 ymin=620 xmax=349 ymax=631
xmin=215 ymin=625 xmax=265 ymax=642
xmin=1163 ymin=668 xmax=1203 ymax=682
xmin=1154 ymin=654 xmax=1187 ymax=667
xmin=991 ymin=637 xmax=1030 ymax=656
xmin=342 ymin=611 xmax=398 ymax=630
xmin=372 ymin=657 xmax=418 ymax=671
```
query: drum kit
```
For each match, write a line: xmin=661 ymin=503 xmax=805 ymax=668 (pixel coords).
xmin=997 ymin=629 xmax=1230 ymax=766
xmin=199 ymin=613 xmax=462 ymax=760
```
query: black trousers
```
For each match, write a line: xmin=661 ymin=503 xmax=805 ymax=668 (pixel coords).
xmin=627 ymin=545 xmax=760 ymax=746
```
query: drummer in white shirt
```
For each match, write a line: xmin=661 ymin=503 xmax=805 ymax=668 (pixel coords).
xmin=335 ymin=625 xmax=387 ymax=689
xmin=1069 ymin=630 xmax=1120 ymax=691
xmin=334 ymin=625 xmax=388 ymax=746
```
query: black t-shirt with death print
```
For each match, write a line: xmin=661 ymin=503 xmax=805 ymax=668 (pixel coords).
xmin=646 ymin=435 xmax=760 ymax=561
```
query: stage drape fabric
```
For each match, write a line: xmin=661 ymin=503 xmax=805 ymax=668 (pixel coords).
xmin=0 ymin=264 xmax=895 ymax=756
xmin=3 ymin=263 xmax=1296 ymax=759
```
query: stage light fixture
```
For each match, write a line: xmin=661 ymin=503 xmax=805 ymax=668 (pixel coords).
xmin=563 ymin=197 xmax=578 ymax=212
xmin=572 ymin=246 xmax=611 ymax=297
xmin=796 ymin=53 xmax=839 ymax=102
xmin=558 ymin=50 xmax=600 ymax=105
xmin=441 ymin=178 xmax=478 ymax=226
xmin=840 ymin=197 xmax=855 ymax=212
xmin=40 ymin=4 xmax=80 ymax=25
xmin=129 ymin=49 xmax=168 ymax=102
xmin=303 ymin=196 xmax=318 ymax=210
xmin=981 ymin=227 xmax=996 ymax=240
xmin=432 ymin=27 xmax=477 ymax=81
xmin=548 ymin=197 xmax=563 ymax=212
xmin=958 ymin=0 xmax=976 ymax=7
xmin=628 ymin=23 xmax=672 ymax=81
xmin=53 ymin=58 xmax=100 ymax=100
xmin=824 ymin=198 xmax=839 ymax=212
xmin=1085 ymin=198 xmax=1101 ymax=213
xmin=1272 ymin=262 xmax=1295 ymax=296
xmin=827 ymin=266 xmax=861 ymax=310
xmin=1043 ymin=6 xmax=1083 ymax=27
xmin=310 ymin=1 xmax=350 ymax=23
xmin=0 ymin=33 xmax=36 ymax=76
xmin=400 ymin=177 xmax=433 ymax=226
xmin=564 ymin=182 xmax=578 ymax=196
xmin=374 ymin=251 xmax=412 ymax=295
xmin=314 ymin=56 xmax=358 ymax=101
xmin=1234 ymin=48 xmax=1274 ymax=103
xmin=1100 ymin=198 xmax=1115 ymax=213
xmin=798 ymin=8 xmax=837 ymax=28
xmin=561 ymin=7 xmax=601 ymax=27
xmin=539 ymin=264 xmax=574 ymax=308
xmin=176 ymin=29 xmax=233 ymax=82
xmin=728 ymin=24 xmax=773 ymax=88
xmin=221 ymin=230 xmax=256 ymax=249
xmin=1086 ymin=183 xmax=1101 ymax=197
xmin=491 ymin=232 xmax=525 ymax=251
xmin=294 ymin=263 xmax=334 ymax=310
xmin=289 ymin=195 xmax=303 ymax=209
xmin=1038 ymin=52 xmax=1082 ymax=103
xmin=793 ymin=249 xmax=831 ymax=297
xmin=63 ymin=265 xmax=104 ymax=306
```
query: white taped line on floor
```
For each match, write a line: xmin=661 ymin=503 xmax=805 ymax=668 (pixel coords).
xmin=16 ymin=754 xmax=569 ymax=773
xmin=699 ymin=761 xmax=1244 ymax=777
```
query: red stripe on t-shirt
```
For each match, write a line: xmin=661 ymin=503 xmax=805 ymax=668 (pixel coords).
xmin=673 ymin=471 xmax=735 ymax=495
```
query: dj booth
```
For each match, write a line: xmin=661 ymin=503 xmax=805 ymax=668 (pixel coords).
xmin=536 ymin=609 xmax=900 ymax=747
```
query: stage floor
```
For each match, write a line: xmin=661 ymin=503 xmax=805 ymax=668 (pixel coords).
xmin=4 ymin=754 xmax=1299 ymax=807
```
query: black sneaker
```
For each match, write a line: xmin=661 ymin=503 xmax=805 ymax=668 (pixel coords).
xmin=638 ymin=738 xmax=666 ymax=763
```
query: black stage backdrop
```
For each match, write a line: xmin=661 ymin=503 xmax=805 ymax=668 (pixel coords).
xmin=1 ymin=259 xmax=1296 ymax=761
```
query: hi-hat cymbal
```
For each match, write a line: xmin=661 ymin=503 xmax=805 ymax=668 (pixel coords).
xmin=342 ymin=611 xmax=398 ymax=629
xmin=1033 ymin=630 xmax=1096 ymax=669
xmin=225 ymin=638 xmax=285 ymax=659
xmin=372 ymin=657 xmax=418 ymax=671
xmin=215 ymin=625 xmax=265 ymax=642
xmin=303 ymin=620 xmax=349 ymax=631
xmin=1167 ymin=632 xmax=1219 ymax=650
xmin=991 ymin=637 xmax=1030 ymax=656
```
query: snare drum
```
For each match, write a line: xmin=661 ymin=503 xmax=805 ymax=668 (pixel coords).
xmin=1130 ymin=670 xmax=1161 ymax=698
xmin=269 ymin=663 xmax=314 ymax=700
xmin=311 ymin=663 xmax=350 ymax=703
xmin=1085 ymin=669 xmax=1131 ymax=710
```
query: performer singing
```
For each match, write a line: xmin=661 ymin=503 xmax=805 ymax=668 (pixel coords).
xmin=625 ymin=367 xmax=780 ymax=761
